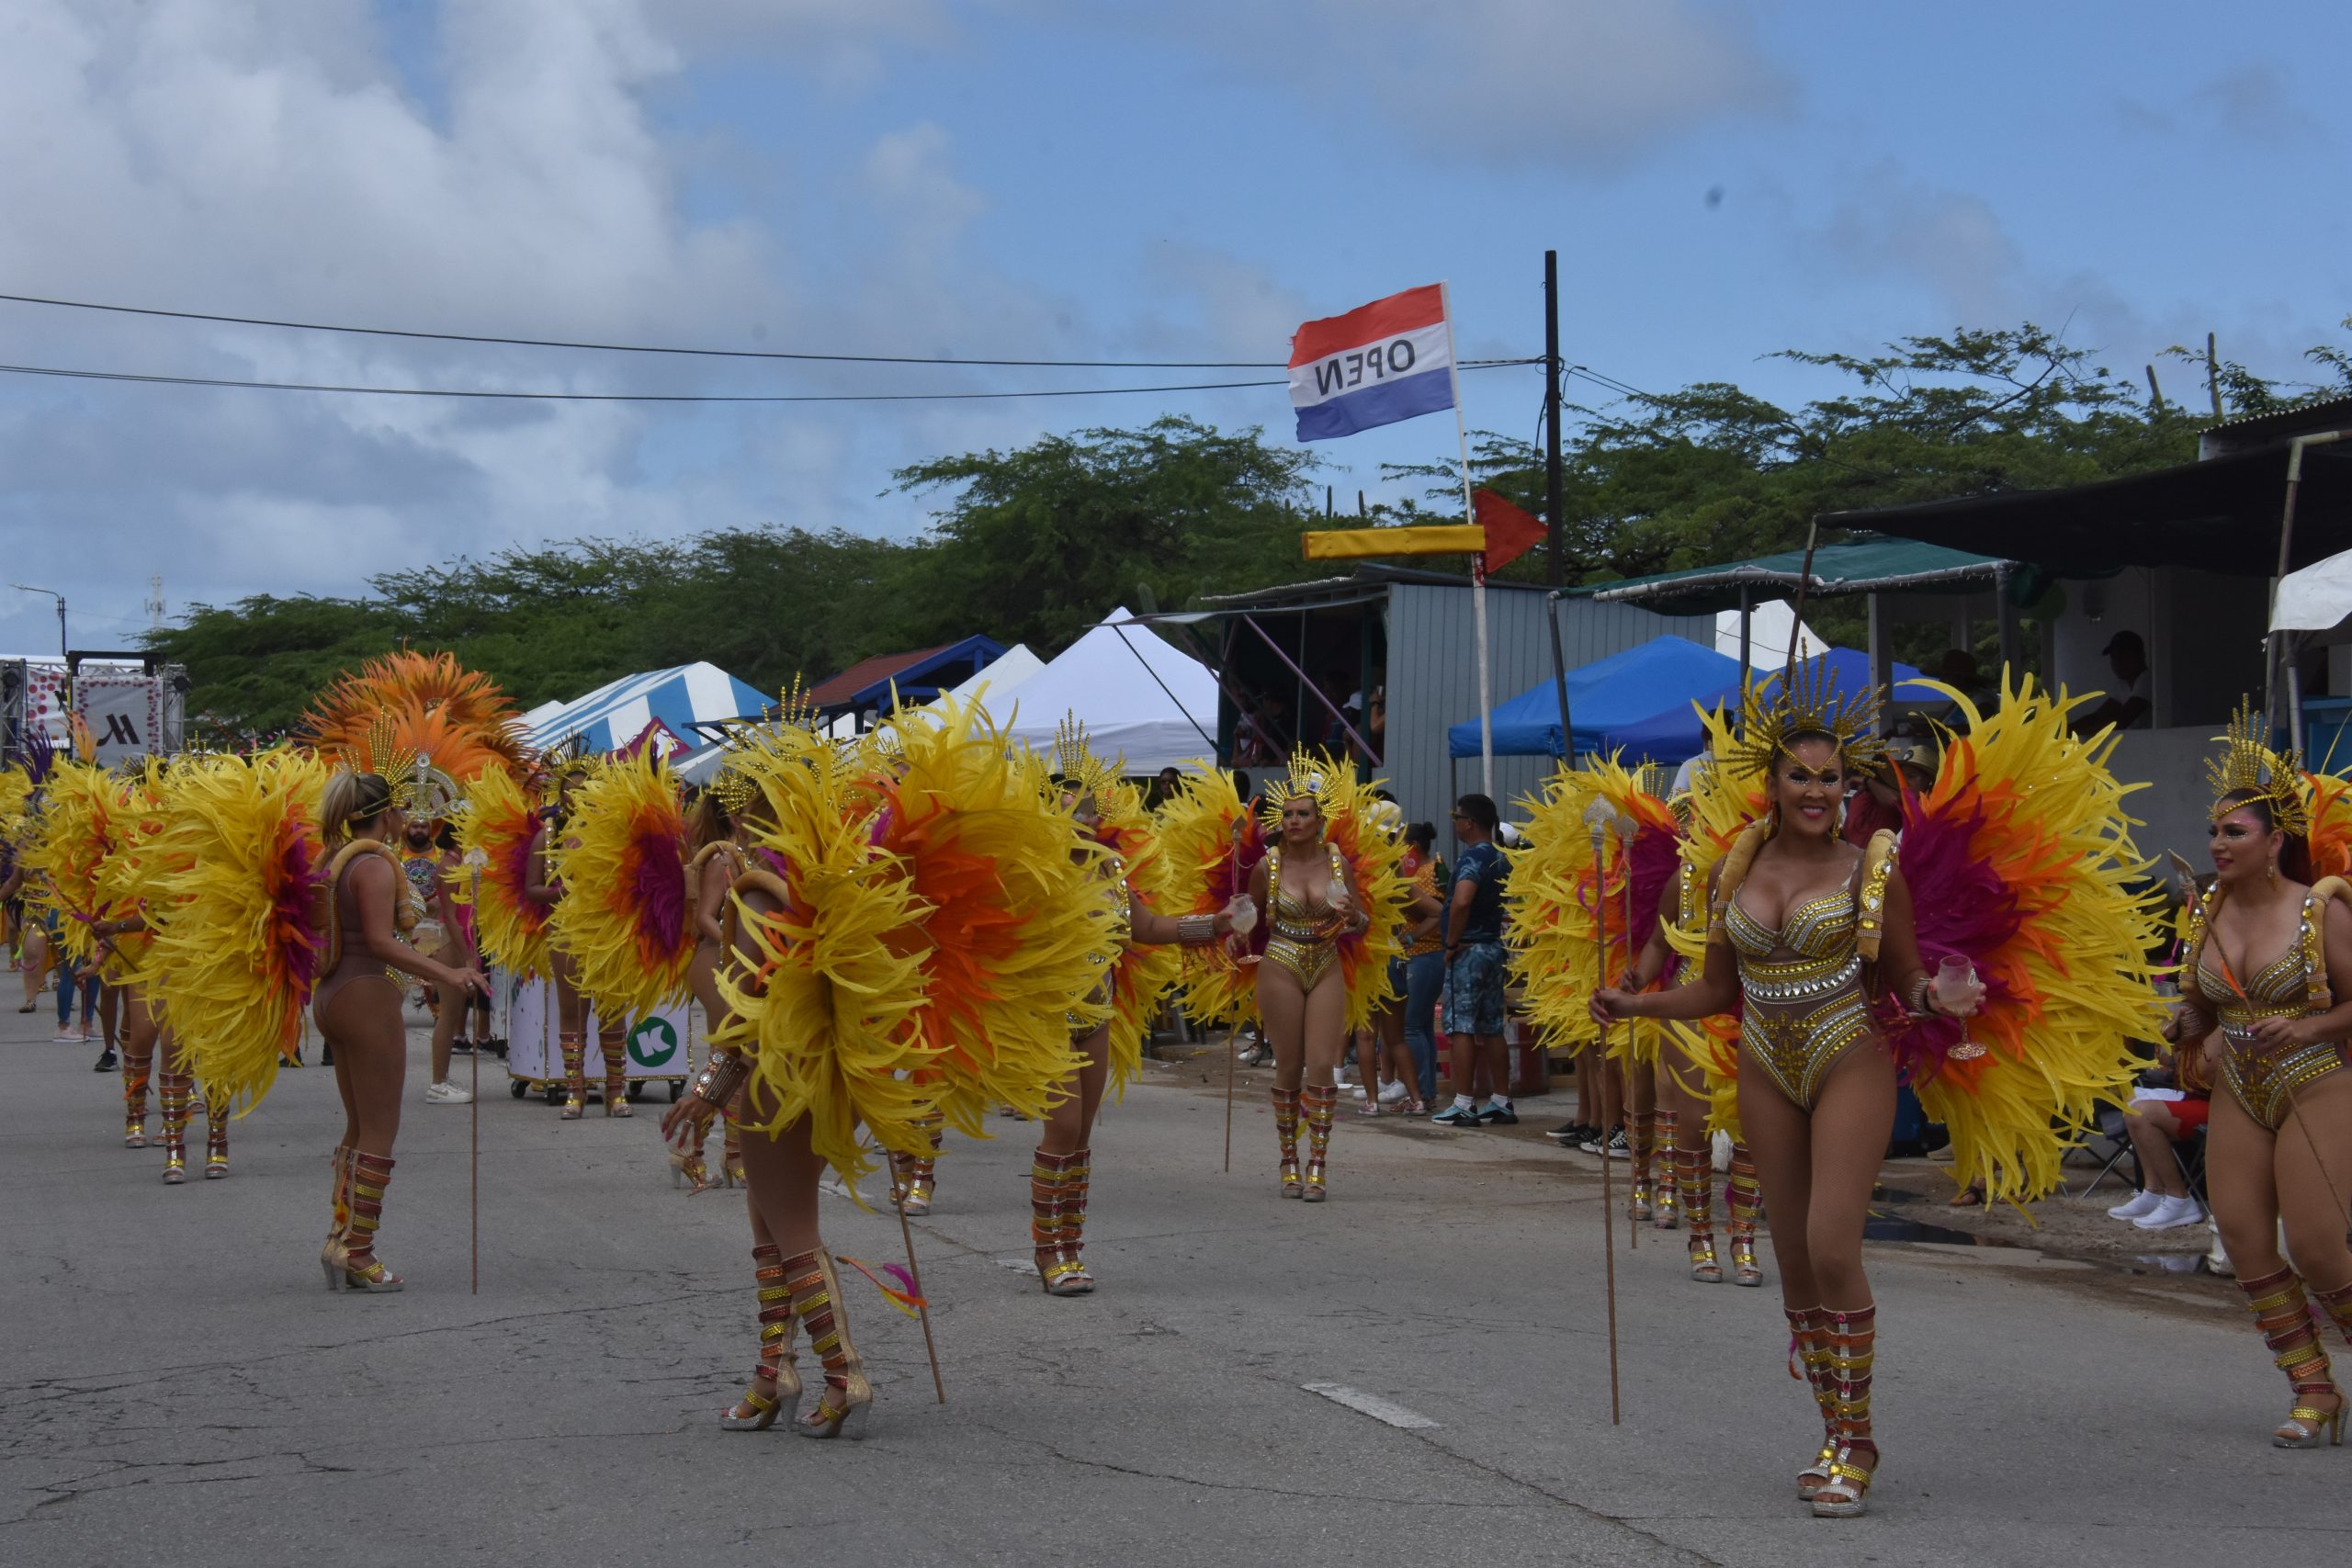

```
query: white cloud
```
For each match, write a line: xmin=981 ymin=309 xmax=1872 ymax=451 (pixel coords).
xmin=0 ymin=0 xmax=1040 ymax=655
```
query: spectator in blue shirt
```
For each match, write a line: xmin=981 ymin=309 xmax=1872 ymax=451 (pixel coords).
xmin=1431 ymin=794 xmax=1516 ymax=1126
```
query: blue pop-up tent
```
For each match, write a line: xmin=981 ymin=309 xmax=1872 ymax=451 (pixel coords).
xmin=1600 ymin=647 xmax=1931 ymax=763
xmin=1447 ymin=636 xmax=1744 ymax=760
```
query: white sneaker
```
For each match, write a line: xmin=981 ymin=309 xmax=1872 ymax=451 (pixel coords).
xmin=424 ymin=1080 xmax=473 ymax=1105
xmin=1377 ymin=1079 xmax=1408 ymax=1104
xmin=2133 ymin=1194 xmax=2204 ymax=1230
xmin=2106 ymin=1190 xmax=2163 ymax=1221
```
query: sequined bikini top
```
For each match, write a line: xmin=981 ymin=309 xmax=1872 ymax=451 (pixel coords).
xmin=1267 ymin=842 xmax=1343 ymax=941
xmin=1709 ymin=826 xmax=1895 ymax=1010
xmin=2187 ymin=884 xmax=2340 ymax=1043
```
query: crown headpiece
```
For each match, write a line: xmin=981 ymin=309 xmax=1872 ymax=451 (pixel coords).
xmin=2206 ymin=698 xmax=2310 ymax=839
xmin=339 ymin=714 xmax=455 ymax=818
xmin=709 ymin=764 xmax=761 ymax=818
xmin=774 ymin=675 xmax=822 ymax=734
xmin=1719 ymin=660 xmax=1886 ymax=780
xmin=1053 ymin=715 xmax=1122 ymax=806
xmin=1257 ymin=751 xmax=1340 ymax=831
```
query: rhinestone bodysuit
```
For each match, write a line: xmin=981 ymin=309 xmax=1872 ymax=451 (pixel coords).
xmin=1723 ymin=876 xmax=1878 ymax=1111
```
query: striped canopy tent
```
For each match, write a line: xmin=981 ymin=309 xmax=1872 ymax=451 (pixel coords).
xmin=524 ymin=662 xmax=765 ymax=756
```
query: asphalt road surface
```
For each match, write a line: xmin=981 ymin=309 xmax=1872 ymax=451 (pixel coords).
xmin=1 ymin=1002 xmax=2336 ymax=1567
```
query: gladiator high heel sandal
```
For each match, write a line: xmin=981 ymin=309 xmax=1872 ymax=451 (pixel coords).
xmin=2240 ymin=1268 xmax=2346 ymax=1448
xmin=2315 ymin=1279 xmax=2352 ymax=1348
xmin=720 ymin=1243 xmax=803 ymax=1430
xmin=320 ymin=1145 xmax=354 ymax=1285
xmin=1726 ymin=1145 xmax=1764 ymax=1287
xmin=1810 ymin=1303 xmax=1878 ymax=1517
xmin=1786 ymin=1306 xmax=1838 ymax=1500
xmin=1058 ymin=1147 xmax=1097 ymax=1292
xmin=1628 ymin=1109 xmax=1657 ymax=1224
xmin=335 ymin=1152 xmax=404 ymax=1292
xmin=558 ymin=1032 xmax=587 ymax=1119
xmin=787 ymin=1248 xmax=873 ymax=1438
xmin=121 ymin=1054 xmax=152 ymax=1147
xmin=1032 ymin=1150 xmax=1088 ymax=1294
xmin=1270 ymin=1087 xmax=1303 ymax=1198
xmin=202 ymin=1086 xmax=229 ymax=1179
xmin=600 ymin=1033 xmax=632 ymax=1117
xmin=1299 ymin=1085 xmax=1338 ymax=1202
xmin=893 ymin=1114 xmax=944 ymax=1216
xmin=1680 ymin=1144 xmax=1722 ymax=1284
xmin=158 ymin=1072 xmax=192 ymax=1185
xmin=1650 ymin=1110 xmax=1679 ymax=1230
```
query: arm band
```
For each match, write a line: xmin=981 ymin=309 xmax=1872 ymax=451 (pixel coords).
xmin=1175 ymin=913 xmax=1216 ymax=946
xmin=691 ymin=1049 xmax=750 ymax=1108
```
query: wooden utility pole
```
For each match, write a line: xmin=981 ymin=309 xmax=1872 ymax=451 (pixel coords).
xmin=1544 ymin=251 xmax=1566 ymax=586
xmin=2207 ymin=333 xmax=2224 ymax=421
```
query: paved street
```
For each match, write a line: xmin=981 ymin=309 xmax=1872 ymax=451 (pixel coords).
xmin=1 ymin=1001 xmax=2338 ymax=1567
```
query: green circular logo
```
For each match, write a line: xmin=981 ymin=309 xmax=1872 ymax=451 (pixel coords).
xmin=628 ymin=1017 xmax=679 ymax=1068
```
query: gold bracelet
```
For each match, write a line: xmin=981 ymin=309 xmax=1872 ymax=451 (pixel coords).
xmin=692 ymin=1049 xmax=749 ymax=1107
xmin=1175 ymin=913 xmax=1216 ymax=946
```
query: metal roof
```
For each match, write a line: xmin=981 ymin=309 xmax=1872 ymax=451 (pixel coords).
xmin=1567 ymin=539 xmax=2012 ymax=612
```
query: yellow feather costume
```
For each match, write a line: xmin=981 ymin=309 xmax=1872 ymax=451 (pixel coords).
xmin=547 ymin=748 xmax=694 ymax=1021
xmin=1506 ymin=756 xmax=1679 ymax=1066
xmin=1888 ymin=675 xmax=2164 ymax=1203
xmin=1080 ymin=773 xmax=1182 ymax=1091
xmin=20 ymin=760 xmax=129 ymax=964
xmin=135 ymin=751 xmax=330 ymax=1114
xmin=1256 ymin=750 xmax=1408 ymax=1034
xmin=1155 ymin=766 xmax=1257 ymax=1028
xmin=714 ymin=698 xmax=1113 ymax=1186
xmin=455 ymin=766 xmax=552 ymax=979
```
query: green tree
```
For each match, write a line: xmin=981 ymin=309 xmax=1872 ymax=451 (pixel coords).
xmin=889 ymin=416 xmax=1317 ymax=651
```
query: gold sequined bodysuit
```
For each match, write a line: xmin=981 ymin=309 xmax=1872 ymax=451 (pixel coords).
xmin=2189 ymin=889 xmax=2349 ymax=1133
xmin=1262 ymin=843 xmax=1345 ymax=992
xmin=1721 ymin=863 xmax=1880 ymax=1111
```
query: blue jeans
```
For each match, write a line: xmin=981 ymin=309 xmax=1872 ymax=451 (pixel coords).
xmin=1390 ymin=950 xmax=1445 ymax=1103
xmin=57 ymin=963 xmax=97 ymax=1030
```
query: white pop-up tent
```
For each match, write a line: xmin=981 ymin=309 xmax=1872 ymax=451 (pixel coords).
xmin=996 ymin=609 xmax=1217 ymax=773
xmin=2274 ymin=547 xmax=2352 ymax=638
xmin=943 ymin=642 xmax=1045 ymax=708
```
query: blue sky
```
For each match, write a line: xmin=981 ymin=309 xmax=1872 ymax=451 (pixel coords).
xmin=1 ymin=0 xmax=2345 ymax=656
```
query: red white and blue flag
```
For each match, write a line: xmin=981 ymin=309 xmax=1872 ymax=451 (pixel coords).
xmin=1288 ymin=283 xmax=1456 ymax=443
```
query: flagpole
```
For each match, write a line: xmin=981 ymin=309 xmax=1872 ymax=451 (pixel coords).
xmin=1442 ymin=281 xmax=1493 ymax=803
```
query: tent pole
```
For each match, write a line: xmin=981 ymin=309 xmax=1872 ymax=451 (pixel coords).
xmin=1996 ymin=567 xmax=2021 ymax=679
xmin=1546 ymin=592 xmax=1574 ymax=768
xmin=1737 ymin=586 xmax=1753 ymax=680
xmin=1867 ymin=592 xmax=1891 ymax=729
xmin=2268 ymin=432 xmax=2348 ymax=733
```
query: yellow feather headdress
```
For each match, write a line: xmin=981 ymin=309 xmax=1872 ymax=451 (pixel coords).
xmin=1719 ymin=660 xmax=1886 ymax=779
xmin=2206 ymin=697 xmax=2310 ymax=838
xmin=711 ymin=680 xmax=828 ymax=816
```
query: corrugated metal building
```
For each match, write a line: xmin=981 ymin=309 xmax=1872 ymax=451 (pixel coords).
xmin=1182 ymin=567 xmax=1710 ymax=830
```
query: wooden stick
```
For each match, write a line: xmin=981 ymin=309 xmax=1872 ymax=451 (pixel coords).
xmin=895 ymin=1190 xmax=947 ymax=1404
xmin=469 ymin=867 xmax=481 ymax=1295
xmin=1618 ymin=824 xmax=1638 ymax=1255
xmin=1585 ymin=819 xmax=1623 ymax=1427
xmin=1223 ymin=1022 xmax=1238 ymax=1173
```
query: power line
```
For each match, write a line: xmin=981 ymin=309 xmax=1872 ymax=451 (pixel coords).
xmin=0 ymin=290 xmax=1536 ymax=374
xmin=0 ymin=357 xmax=1535 ymax=405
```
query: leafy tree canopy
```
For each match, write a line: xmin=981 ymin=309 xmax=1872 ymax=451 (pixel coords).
xmin=149 ymin=325 xmax=2351 ymax=737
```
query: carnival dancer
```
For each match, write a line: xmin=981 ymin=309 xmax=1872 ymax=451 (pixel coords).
xmin=524 ymin=750 xmax=630 ymax=1118
xmin=548 ymin=744 xmax=696 ymax=1134
xmin=307 ymin=743 xmax=486 ymax=1290
xmin=1593 ymin=665 xmax=2155 ymax=1517
xmin=2165 ymin=703 xmax=2352 ymax=1447
xmin=19 ymin=741 xmax=153 ymax=1145
xmin=1237 ymin=753 xmax=1406 ymax=1201
xmin=661 ymin=697 xmax=1111 ymax=1434
xmin=1020 ymin=723 xmax=1236 ymax=1293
